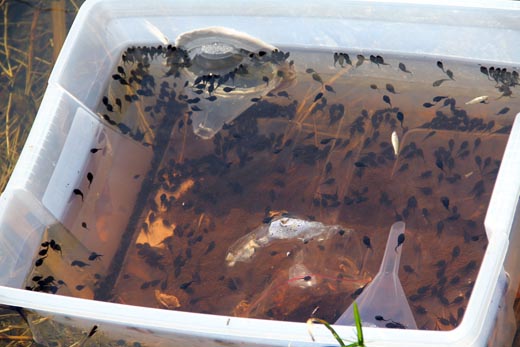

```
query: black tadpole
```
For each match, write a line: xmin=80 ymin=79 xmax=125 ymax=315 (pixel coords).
xmin=325 ymin=85 xmax=335 ymax=93
xmin=356 ymin=55 xmax=365 ymax=67
xmin=71 ymin=260 xmax=89 ymax=268
xmin=180 ymin=281 xmax=194 ymax=290
xmin=88 ymin=252 xmax=103 ymax=261
xmin=386 ymin=84 xmax=397 ymax=94
xmin=87 ymin=325 xmax=98 ymax=338
xmin=496 ymin=107 xmax=510 ymax=116
xmin=435 ymin=158 xmax=444 ymax=171
xmin=396 ymin=112 xmax=404 ymax=128
xmin=73 ymin=189 xmax=84 ymax=201
xmin=383 ymin=95 xmax=392 ymax=107
xmin=398 ymin=62 xmax=412 ymax=74
xmin=376 ymin=55 xmax=387 ymax=66
xmin=395 ymin=233 xmax=405 ymax=252
xmin=363 ymin=236 xmax=372 ymax=249
xmin=87 ymin=172 xmax=93 ymax=188
xmin=50 ymin=240 xmax=61 ymax=253
xmin=432 ymin=78 xmax=450 ymax=87
xmin=386 ymin=322 xmax=406 ymax=329
xmin=441 ymin=196 xmax=450 ymax=210
xmin=311 ymin=73 xmax=323 ymax=85
xmin=432 ymin=95 xmax=448 ymax=102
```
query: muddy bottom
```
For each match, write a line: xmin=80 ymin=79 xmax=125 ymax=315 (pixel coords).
xmin=25 ymin=45 xmax=520 ymax=331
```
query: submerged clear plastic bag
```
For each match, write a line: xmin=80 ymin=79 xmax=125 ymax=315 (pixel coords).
xmin=225 ymin=216 xmax=373 ymax=322
xmin=225 ymin=216 xmax=349 ymax=266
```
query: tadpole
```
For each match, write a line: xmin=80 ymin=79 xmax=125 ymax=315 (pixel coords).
xmin=395 ymin=233 xmax=405 ymax=252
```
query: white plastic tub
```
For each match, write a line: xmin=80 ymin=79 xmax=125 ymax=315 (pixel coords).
xmin=1 ymin=0 xmax=520 ymax=346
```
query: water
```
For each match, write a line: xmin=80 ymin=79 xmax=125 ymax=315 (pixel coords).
xmin=23 ymin=45 xmax=520 ymax=331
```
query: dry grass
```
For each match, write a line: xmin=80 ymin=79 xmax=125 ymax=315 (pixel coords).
xmin=0 ymin=0 xmax=83 ymax=344
xmin=0 ymin=0 xmax=80 ymax=193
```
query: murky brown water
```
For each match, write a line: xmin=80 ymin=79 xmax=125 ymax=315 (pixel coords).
xmin=22 ymin=46 xmax=519 ymax=331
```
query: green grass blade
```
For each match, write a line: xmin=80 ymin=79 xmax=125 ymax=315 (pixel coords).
xmin=353 ymin=302 xmax=364 ymax=346
xmin=307 ymin=318 xmax=347 ymax=347
xmin=307 ymin=302 xmax=365 ymax=347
